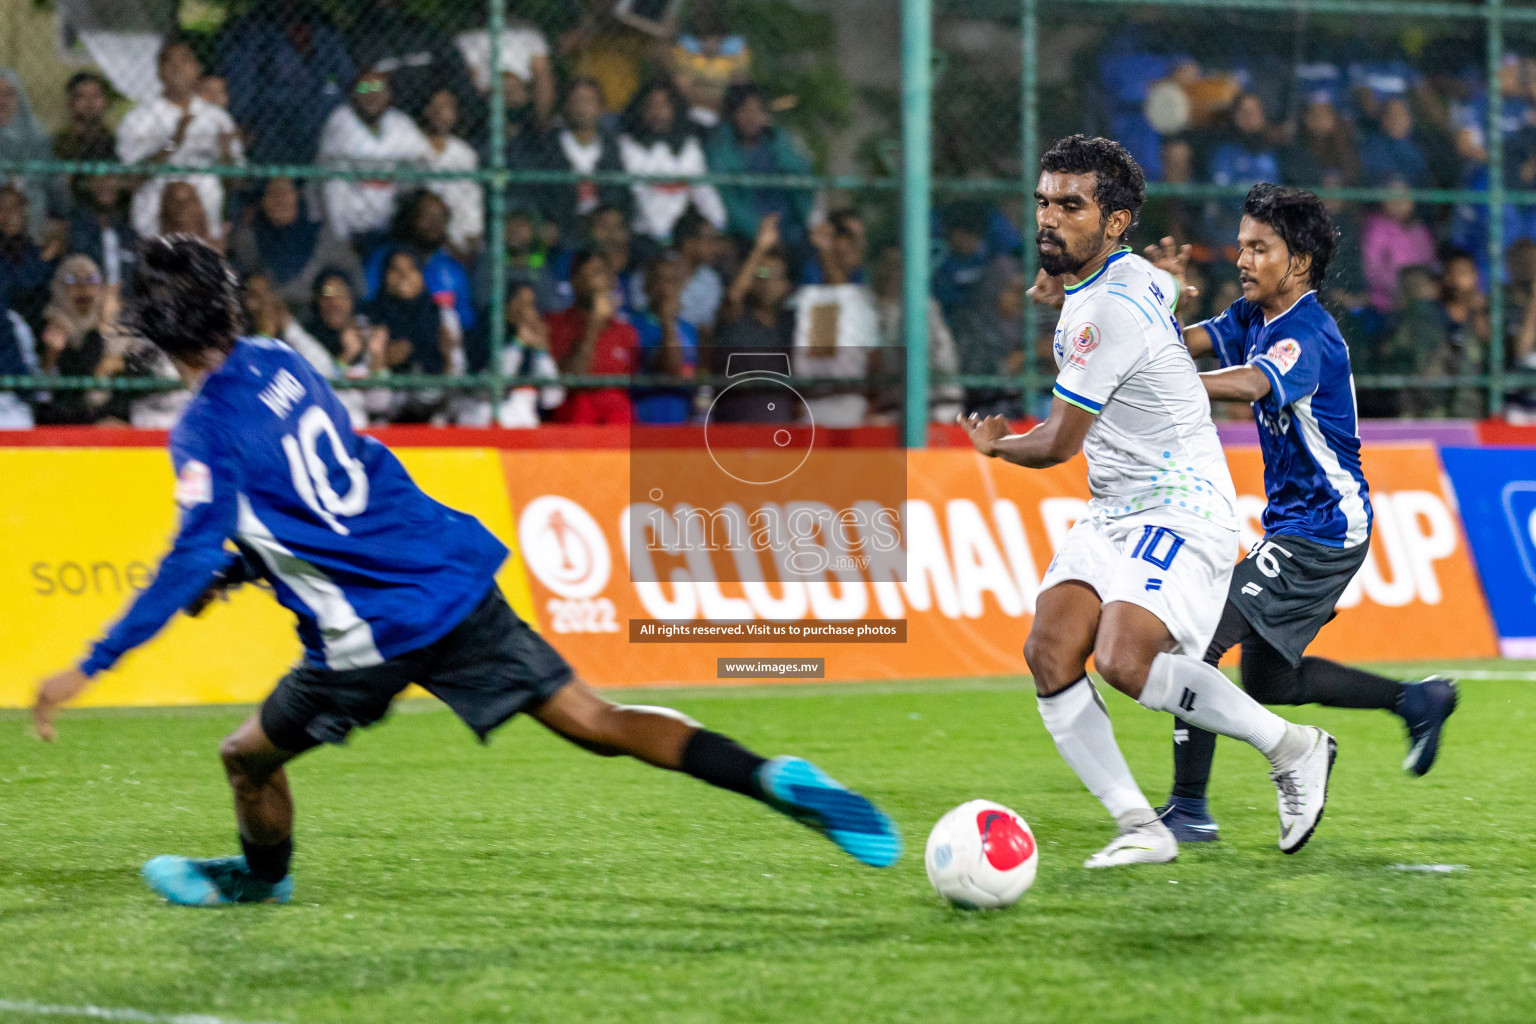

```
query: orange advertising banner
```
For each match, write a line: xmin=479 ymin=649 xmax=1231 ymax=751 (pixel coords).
xmin=504 ymin=442 xmax=1497 ymax=686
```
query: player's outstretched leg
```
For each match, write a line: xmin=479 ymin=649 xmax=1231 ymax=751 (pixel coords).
xmin=530 ymin=681 xmax=901 ymax=867
xmin=1026 ymin=583 xmax=1176 ymax=869
xmin=143 ymin=715 xmax=298 ymax=906
xmin=1289 ymin=659 xmax=1457 ymax=777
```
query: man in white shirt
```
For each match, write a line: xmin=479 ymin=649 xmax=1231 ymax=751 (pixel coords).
xmin=117 ymin=39 xmax=243 ymax=241
xmin=317 ymin=71 xmax=432 ymax=243
xmin=959 ymin=135 xmax=1337 ymax=870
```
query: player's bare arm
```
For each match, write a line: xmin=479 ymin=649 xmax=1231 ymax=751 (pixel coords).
xmin=957 ymin=398 xmax=1094 ymax=468
xmin=1200 ymin=364 xmax=1272 ymax=403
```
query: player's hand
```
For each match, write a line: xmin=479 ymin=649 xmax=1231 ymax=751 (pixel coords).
xmin=1026 ymin=269 xmax=1065 ymax=309
xmin=33 ymin=668 xmax=92 ymax=743
xmin=957 ymin=412 xmax=1010 ymax=457
xmin=1143 ymin=236 xmax=1199 ymax=307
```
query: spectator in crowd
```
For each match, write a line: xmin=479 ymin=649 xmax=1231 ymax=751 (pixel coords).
xmin=1385 ymin=249 xmax=1488 ymax=419
xmin=218 ymin=0 xmax=354 ymax=164
xmin=348 ymin=0 xmax=478 ymax=127
xmin=242 ymin=270 xmax=333 ymax=375
xmin=0 ymin=68 xmax=54 ymax=238
xmin=117 ymin=39 xmax=242 ymax=243
xmin=196 ymin=75 xmax=229 ymax=111
xmin=712 ymin=213 xmax=798 ymax=424
xmin=559 ymin=0 xmax=654 ymax=115
xmin=229 ymin=176 xmax=362 ymax=322
xmin=493 ymin=53 xmax=545 ymax=164
xmin=1137 ymin=137 xmax=1197 ymax=246
xmin=317 ymin=71 xmax=432 ymax=246
xmin=457 ymin=278 xmax=563 ymax=428
xmin=668 ymin=0 xmax=751 ymax=129
xmin=803 ymin=209 xmax=867 ymax=285
xmin=34 ymin=254 xmax=127 ymax=425
xmin=618 ymin=79 xmax=726 ymax=243
xmin=1358 ymin=97 xmax=1432 ymax=187
xmin=304 ymin=268 xmax=388 ymax=379
xmin=362 ymin=249 xmax=457 ymax=424
xmin=631 ymin=251 xmax=697 ymax=424
xmin=419 ymin=89 xmax=484 ymax=259
xmin=1509 ymin=243 xmax=1536 ymax=417
xmin=0 ymin=287 xmax=36 ymax=428
xmin=1208 ymin=93 xmax=1283 ymax=186
xmin=707 ymin=83 xmax=815 ymax=252
xmin=672 ymin=207 xmax=723 ymax=340
xmin=950 ymin=260 xmax=1027 ymax=419
xmin=65 ymin=151 xmax=139 ymax=295
xmin=545 ymin=250 xmax=637 ymax=424
xmin=1360 ymin=179 xmax=1436 ymax=315
xmin=557 ymin=201 xmax=644 ymax=315
xmin=51 ymin=71 xmax=114 ymax=162
xmin=525 ymin=77 xmax=629 ymax=243
xmin=455 ymin=19 xmax=556 ymax=126
xmin=932 ymin=200 xmax=1002 ymax=321
xmin=364 ymin=189 xmax=475 ymax=352
xmin=872 ymin=241 xmax=962 ymax=423
xmin=0 ymin=184 xmax=59 ymax=326
xmin=157 ymin=181 xmax=214 ymax=243
xmin=474 ymin=204 xmax=564 ymax=313
xmin=1282 ymin=95 xmax=1360 ymax=186
xmin=791 ymin=215 xmax=880 ymax=427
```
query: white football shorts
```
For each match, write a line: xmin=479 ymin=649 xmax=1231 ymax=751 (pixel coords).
xmin=1039 ymin=508 xmax=1238 ymax=657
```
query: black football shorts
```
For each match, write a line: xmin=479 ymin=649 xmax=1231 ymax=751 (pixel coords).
xmin=1224 ymin=533 xmax=1369 ymax=666
xmin=260 ymin=586 xmax=574 ymax=753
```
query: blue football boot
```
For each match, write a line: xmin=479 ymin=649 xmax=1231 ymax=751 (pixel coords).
xmin=1398 ymin=676 xmax=1458 ymax=777
xmin=143 ymin=855 xmax=293 ymax=906
xmin=758 ymin=756 xmax=902 ymax=867
xmin=1156 ymin=796 xmax=1220 ymax=843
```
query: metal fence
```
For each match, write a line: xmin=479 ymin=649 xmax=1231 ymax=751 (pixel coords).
xmin=0 ymin=0 xmax=1533 ymax=444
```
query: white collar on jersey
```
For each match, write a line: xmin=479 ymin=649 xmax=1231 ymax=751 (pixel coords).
xmin=1261 ymin=289 xmax=1317 ymax=328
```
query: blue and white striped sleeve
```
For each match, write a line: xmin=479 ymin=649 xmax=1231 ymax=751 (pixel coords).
xmin=1196 ymin=302 xmax=1246 ymax=368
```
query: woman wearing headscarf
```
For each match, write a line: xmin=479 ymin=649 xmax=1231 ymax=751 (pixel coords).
xmin=0 ymin=68 xmax=52 ymax=239
xmin=35 ymin=254 xmax=127 ymax=424
xmin=229 ymin=177 xmax=362 ymax=322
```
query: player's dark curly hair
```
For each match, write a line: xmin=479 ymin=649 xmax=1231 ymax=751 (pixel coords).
xmin=1039 ymin=134 xmax=1146 ymax=241
xmin=123 ymin=235 xmax=241 ymax=368
xmin=1242 ymin=183 xmax=1337 ymax=290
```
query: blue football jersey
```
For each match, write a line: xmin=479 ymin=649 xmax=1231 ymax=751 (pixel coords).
xmin=82 ymin=337 xmax=507 ymax=676
xmin=1199 ymin=292 xmax=1373 ymax=548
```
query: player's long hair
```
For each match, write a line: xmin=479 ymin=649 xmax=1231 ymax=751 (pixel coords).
xmin=123 ymin=234 xmax=241 ymax=368
xmin=1243 ymin=183 xmax=1338 ymax=291
xmin=1039 ymin=135 xmax=1146 ymax=242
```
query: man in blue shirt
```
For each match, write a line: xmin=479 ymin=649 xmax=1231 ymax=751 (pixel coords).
xmin=33 ymin=236 xmax=899 ymax=905
xmin=1149 ymin=185 xmax=1458 ymax=842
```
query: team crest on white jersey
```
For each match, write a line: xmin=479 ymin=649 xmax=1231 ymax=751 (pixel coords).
xmin=1068 ymin=322 xmax=1100 ymax=368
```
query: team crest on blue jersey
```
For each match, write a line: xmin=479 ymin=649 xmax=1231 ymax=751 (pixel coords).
xmin=1266 ymin=338 xmax=1302 ymax=374
xmin=174 ymin=460 xmax=212 ymax=507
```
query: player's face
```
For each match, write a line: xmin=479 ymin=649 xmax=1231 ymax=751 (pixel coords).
xmin=1034 ymin=171 xmax=1109 ymax=277
xmin=1235 ymin=215 xmax=1306 ymax=304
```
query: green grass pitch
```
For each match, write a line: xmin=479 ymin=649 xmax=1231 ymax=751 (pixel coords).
xmin=1 ymin=660 xmax=1533 ymax=1024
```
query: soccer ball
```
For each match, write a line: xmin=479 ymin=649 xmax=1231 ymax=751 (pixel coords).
xmin=925 ymin=800 xmax=1038 ymax=909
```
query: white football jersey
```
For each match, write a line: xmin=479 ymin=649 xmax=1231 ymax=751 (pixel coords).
xmin=1050 ymin=248 xmax=1237 ymax=530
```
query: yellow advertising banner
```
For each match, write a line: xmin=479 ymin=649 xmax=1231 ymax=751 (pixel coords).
xmin=0 ymin=448 xmax=533 ymax=708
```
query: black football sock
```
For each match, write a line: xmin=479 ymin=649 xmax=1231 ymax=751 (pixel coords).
xmin=1170 ymin=718 xmax=1218 ymax=802
xmin=1298 ymin=658 xmax=1404 ymax=711
xmin=240 ymin=834 xmax=293 ymax=883
xmin=680 ymin=729 xmax=768 ymax=799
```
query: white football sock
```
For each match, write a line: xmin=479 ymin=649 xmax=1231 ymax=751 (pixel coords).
xmin=1037 ymin=677 xmax=1152 ymax=821
xmin=1139 ymin=652 xmax=1307 ymax=766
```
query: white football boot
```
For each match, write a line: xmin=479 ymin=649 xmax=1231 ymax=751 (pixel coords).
xmin=1083 ymin=812 xmax=1178 ymax=868
xmin=1270 ymin=726 xmax=1338 ymax=854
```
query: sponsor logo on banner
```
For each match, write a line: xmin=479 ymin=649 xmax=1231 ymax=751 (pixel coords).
xmin=518 ymin=495 xmax=620 ymax=634
xmin=1266 ymin=338 xmax=1302 ymax=374
xmin=500 ymin=444 xmax=1497 ymax=685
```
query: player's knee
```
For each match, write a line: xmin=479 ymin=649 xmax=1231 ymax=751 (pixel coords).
xmin=1092 ymin=637 xmax=1152 ymax=698
xmin=219 ymin=734 xmax=274 ymax=788
xmin=1024 ymin=629 xmax=1084 ymax=694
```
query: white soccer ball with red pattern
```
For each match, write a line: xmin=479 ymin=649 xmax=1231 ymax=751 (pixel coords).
xmin=925 ymin=800 xmax=1038 ymax=909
